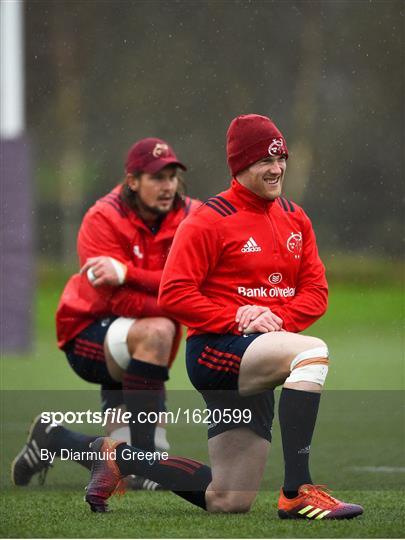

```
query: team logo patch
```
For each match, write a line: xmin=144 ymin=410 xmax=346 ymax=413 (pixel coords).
xmin=268 ymin=138 xmax=284 ymax=157
xmin=287 ymin=232 xmax=302 ymax=259
xmin=152 ymin=143 xmax=169 ymax=158
xmin=268 ymin=272 xmax=282 ymax=285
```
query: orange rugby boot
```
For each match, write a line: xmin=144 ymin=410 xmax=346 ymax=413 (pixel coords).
xmin=278 ymin=484 xmax=363 ymax=520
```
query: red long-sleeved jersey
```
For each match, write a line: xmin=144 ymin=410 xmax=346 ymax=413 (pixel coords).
xmin=159 ymin=179 xmax=328 ymax=336
xmin=56 ymin=185 xmax=199 ymax=349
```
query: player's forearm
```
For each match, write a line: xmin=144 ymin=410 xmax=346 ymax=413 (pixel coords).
xmin=125 ymin=266 xmax=162 ymax=293
xmin=110 ymin=288 xmax=165 ymax=318
xmin=159 ymin=284 xmax=237 ymax=333
xmin=273 ymin=287 xmax=328 ymax=332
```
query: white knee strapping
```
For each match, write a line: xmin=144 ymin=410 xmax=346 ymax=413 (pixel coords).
xmin=286 ymin=364 xmax=329 ymax=385
xmin=285 ymin=346 xmax=329 ymax=386
xmin=105 ymin=317 xmax=135 ymax=369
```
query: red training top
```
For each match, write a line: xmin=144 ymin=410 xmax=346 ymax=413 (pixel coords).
xmin=159 ymin=179 xmax=328 ymax=336
xmin=56 ymin=185 xmax=200 ymax=351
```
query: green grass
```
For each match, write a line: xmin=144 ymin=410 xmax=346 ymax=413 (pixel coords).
xmin=1 ymin=490 xmax=404 ymax=538
xmin=1 ymin=276 xmax=404 ymax=538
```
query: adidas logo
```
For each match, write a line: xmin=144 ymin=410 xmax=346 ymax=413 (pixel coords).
xmin=241 ymin=237 xmax=262 ymax=253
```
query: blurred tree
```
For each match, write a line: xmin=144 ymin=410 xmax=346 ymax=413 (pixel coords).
xmin=287 ymin=3 xmax=322 ymax=203
xmin=25 ymin=0 xmax=404 ymax=261
xmin=50 ymin=3 xmax=86 ymax=264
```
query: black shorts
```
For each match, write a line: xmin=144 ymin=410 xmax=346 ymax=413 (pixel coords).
xmin=186 ymin=333 xmax=274 ymax=442
xmin=64 ymin=318 xmax=123 ymax=412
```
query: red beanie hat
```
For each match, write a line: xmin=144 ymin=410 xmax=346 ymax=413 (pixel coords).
xmin=226 ymin=114 xmax=288 ymax=176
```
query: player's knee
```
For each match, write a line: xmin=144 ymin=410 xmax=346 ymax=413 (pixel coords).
xmin=146 ymin=318 xmax=176 ymax=350
xmin=207 ymin=491 xmax=252 ymax=513
xmin=258 ymin=337 xmax=329 ymax=385
xmin=154 ymin=317 xmax=176 ymax=343
xmin=286 ymin=337 xmax=329 ymax=386
xmin=307 ymin=336 xmax=328 ymax=353
xmin=128 ymin=318 xmax=175 ymax=353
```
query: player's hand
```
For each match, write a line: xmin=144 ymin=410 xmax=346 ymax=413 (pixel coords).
xmin=235 ymin=305 xmax=269 ymax=332
xmin=235 ymin=305 xmax=283 ymax=333
xmin=243 ymin=309 xmax=283 ymax=333
xmin=80 ymin=256 xmax=127 ymax=287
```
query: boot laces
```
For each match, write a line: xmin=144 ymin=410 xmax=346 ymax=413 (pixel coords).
xmin=301 ymin=484 xmax=339 ymax=507
xmin=113 ymin=478 xmax=127 ymax=496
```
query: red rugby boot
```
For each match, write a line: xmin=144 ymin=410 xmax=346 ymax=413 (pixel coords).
xmin=85 ymin=437 xmax=124 ymax=512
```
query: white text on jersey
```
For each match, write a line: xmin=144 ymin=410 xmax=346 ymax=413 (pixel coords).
xmin=237 ymin=286 xmax=296 ymax=298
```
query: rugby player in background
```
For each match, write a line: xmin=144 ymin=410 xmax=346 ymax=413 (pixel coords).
xmin=82 ymin=114 xmax=363 ymax=519
xmin=12 ymin=137 xmax=199 ymax=488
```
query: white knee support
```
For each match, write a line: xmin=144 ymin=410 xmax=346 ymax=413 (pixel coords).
xmin=285 ymin=346 xmax=329 ymax=386
xmin=105 ymin=317 xmax=135 ymax=369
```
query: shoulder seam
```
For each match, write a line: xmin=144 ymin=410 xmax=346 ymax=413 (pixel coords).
xmin=99 ymin=195 xmax=128 ymax=218
xmin=203 ymin=197 xmax=238 ymax=218
xmin=214 ymin=196 xmax=237 ymax=214
xmin=277 ymin=197 xmax=295 ymax=213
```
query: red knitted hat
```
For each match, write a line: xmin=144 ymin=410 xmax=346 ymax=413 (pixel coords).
xmin=226 ymin=114 xmax=288 ymax=176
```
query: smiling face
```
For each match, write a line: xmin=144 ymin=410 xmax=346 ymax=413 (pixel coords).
xmin=236 ymin=155 xmax=287 ymax=200
xmin=126 ymin=165 xmax=179 ymax=223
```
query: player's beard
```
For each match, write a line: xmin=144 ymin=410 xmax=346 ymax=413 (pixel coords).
xmin=136 ymin=197 xmax=174 ymax=216
xmin=121 ymin=185 xmax=178 ymax=216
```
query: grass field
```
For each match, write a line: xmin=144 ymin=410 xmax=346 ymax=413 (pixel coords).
xmin=1 ymin=490 xmax=404 ymax=538
xmin=1 ymin=276 xmax=404 ymax=538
